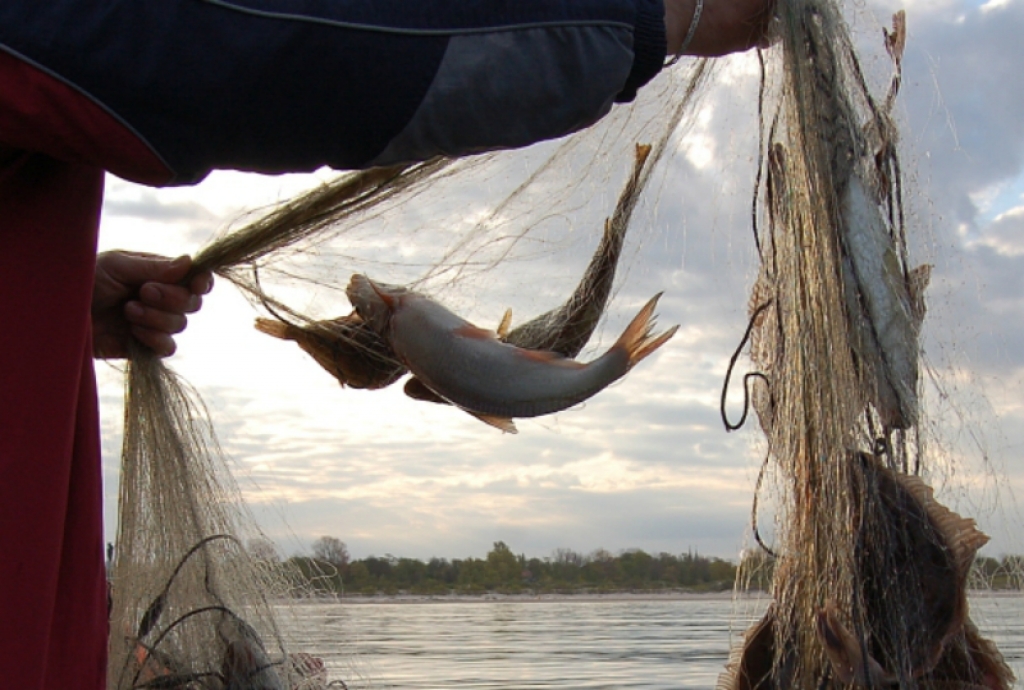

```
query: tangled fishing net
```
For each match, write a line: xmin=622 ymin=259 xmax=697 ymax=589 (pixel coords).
xmin=716 ymin=0 xmax=1017 ymax=688
xmin=107 ymin=59 xmax=714 ymax=688
xmin=106 ymin=0 xmax=1021 ymax=687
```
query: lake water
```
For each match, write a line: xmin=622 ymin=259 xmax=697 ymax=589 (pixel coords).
xmin=278 ymin=594 xmax=1024 ymax=689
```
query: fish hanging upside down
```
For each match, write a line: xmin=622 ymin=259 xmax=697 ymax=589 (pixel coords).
xmin=255 ymin=312 xmax=404 ymax=390
xmin=254 ymin=143 xmax=654 ymax=413
xmin=346 ymin=274 xmax=678 ymax=433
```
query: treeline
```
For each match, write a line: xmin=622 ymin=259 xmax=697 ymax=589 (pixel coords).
xmin=249 ymin=537 xmax=1024 ymax=597
xmin=252 ymin=539 xmax=772 ymax=596
xmin=973 ymin=555 xmax=1024 ymax=590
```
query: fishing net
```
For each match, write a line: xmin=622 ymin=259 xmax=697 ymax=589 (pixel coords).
xmin=107 ymin=61 xmax=715 ymax=688
xmin=105 ymin=1 xmax=1022 ymax=686
xmin=716 ymin=0 xmax=1018 ymax=688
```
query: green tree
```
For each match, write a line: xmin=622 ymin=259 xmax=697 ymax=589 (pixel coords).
xmin=487 ymin=541 xmax=521 ymax=587
xmin=311 ymin=536 xmax=349 ymax=571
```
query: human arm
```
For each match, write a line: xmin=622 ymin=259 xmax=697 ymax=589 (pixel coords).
xmin=0 ymin=0 xmax=770 ymax=185
xmin=666 ymin=0 xmax=775 ymax=57
xmin=92 ymin=252 xmax=214 ymax=358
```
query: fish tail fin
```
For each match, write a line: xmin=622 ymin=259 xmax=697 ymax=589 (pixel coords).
xmin=614 ymin=293 xmax=679 ymax=370
xmin=254 ymin=318 xmax=295 ymax=341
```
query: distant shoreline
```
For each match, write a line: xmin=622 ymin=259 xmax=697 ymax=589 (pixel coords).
xmin=299 ymin=590 xmax=763 ymax=605
xmin=285 ymin=589 xmax=1023 ymax=605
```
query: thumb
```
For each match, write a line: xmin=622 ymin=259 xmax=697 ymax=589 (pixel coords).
xmin=99 ymin=251 xmax=192 ymax=287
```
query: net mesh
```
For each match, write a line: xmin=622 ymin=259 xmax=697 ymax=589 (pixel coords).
xmin=718 ymin=0 xmax=1016 ymax=687
xmin=104 ymin=3 xmax=1022 ymax=687
xmin=107 ymin=59 xmax=715 ymax=690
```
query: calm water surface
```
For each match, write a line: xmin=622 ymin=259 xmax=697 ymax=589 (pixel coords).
xmin=278 ymin=595 xmax=1024 ymax=689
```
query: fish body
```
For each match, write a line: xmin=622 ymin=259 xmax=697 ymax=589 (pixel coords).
xmin=403 ymin=144 xmax=649 ymax=405
xmin=840 ymin=171 xmax=927 ymax=428
xmin=218 ymin=614 xmax=286 ymax=690
xmin=347 ymin=274 xmax=676 ymax=432
xmin=402 ymin=216 xmax=631 ymax=407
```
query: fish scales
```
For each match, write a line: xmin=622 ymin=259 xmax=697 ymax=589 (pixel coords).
xmin=347 ymin=274 xmax=676 ymax=431
xmin=391 ymin=292 xmax=630 ymax=419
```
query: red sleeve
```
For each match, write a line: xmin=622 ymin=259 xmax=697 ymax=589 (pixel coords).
xmin=0 ymin=50 xmax=171 ymax=185
xmin=0 ymin=152 xmax=109 ymax=690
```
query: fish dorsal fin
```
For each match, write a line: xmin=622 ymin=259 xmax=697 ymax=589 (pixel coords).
xmin=453 ymin=324 xmax=498 ymax=340
xmin=496 ymin=309 xmax=512 ymax=339
xmin=469 ymin=412 xmax=517 ymax=434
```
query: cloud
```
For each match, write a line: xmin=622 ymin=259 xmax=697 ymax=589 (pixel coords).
xmin=103 ymin=190 xmax=216 ymax=223
xmin=97 ymin=0 xmax=1024 ymax=564
xmin=897 ymin=0 xmax=1024 ymax=230
xmin=967 ymin=206 xmax=1024 ymax=256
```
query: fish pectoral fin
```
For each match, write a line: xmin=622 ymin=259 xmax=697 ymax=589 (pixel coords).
xmin=404 ymin=377 xmax=450 ymax=405
xmin=468 ymin=412 xmax=518 ymax=434
xmin=907 ymin=263 xmax=932 ymax=325
xmin=453 ymin=324 xmax=499 ymax=340
xmin=514 ymin=347 xmax=586 ymax=368
xmin=496 ymin=308 xmax=513 ymax=339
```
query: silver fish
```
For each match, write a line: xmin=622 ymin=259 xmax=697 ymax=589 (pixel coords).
xmin=403 ymin=143 xmax=652 ymax=405
xmin=347 ymin=274 xmax=677 ymax=433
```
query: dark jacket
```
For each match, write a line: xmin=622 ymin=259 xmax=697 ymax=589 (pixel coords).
xmin=1 ymin=0 xmax=666 ymax=184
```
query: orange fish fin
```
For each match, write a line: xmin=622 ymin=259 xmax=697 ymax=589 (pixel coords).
xmin=469 ymin=412 xmax=518 ymax=434
xmin=613 ymin=293 xmax=679 ymax=369
xmin=634 ymin=142 xmax=652 ymax=169
xmin=453 ymin=324 xmax=498 ymax=340
xmin=496 ymin=308 xmax=513 ymax=339
xmin=254 ymin=318 xmax=293 ymax=340
xmin=515 ymin=348 xmax=586 ymax=368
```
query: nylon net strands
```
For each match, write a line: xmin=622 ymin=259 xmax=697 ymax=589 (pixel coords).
xmin=105 ymin=160 xmax=454 ymax=690
xmin=106 ymin=61 xmax=715 ymax=689
xmin=717 ymin=1 xmax=1014 ymax=688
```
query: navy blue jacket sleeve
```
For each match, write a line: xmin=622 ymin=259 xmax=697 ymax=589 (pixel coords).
xmin=0 ymin=0 xmax=666 ymax=185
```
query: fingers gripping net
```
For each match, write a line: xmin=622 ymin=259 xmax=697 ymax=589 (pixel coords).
xmin=107 ymin=162 xmax=455 ymax=689
xmin=108 ymin=62 xmax=715 ymax=689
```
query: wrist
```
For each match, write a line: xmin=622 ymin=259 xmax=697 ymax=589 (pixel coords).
xmin=665 ymin=0 xmax=703 ymax=57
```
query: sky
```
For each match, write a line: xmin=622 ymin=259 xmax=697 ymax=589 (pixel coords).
xmin=95 ymin=0 xmax=1024 ymax=564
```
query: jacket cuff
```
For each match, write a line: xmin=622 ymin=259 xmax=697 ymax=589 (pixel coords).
xmin=616 ymin=0 xmax=667 ymax=102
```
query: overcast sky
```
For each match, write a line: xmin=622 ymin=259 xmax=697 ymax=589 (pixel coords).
xmin=95 ymin=0 xmax=1024 ymax=564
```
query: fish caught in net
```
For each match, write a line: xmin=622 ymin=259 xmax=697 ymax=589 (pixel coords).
xmin=108 ymin=62 xmax=714 ymax=688
xmin=717 ymin=1 xmax=1015 ymax=688
xmin=253 ymin=144 xmax=679 ymax=433
xmin=106 ymin=2 xmax=1021 ymax=685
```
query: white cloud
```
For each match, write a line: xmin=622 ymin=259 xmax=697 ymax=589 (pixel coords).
xmin=965 ymin=206 xmax=1024 ymax=256
xmin=98 ymin=0 xmax=1024 ymax=562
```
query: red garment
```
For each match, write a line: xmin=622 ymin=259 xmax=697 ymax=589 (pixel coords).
xmin=0 ymin=50 xmax=167 ymax=690
xmin=0 ymin=152 xmax=108 ymax=689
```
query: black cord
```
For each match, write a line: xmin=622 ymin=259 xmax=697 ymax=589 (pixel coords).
xmin=721 ymin=301 xmax=774 ymax=431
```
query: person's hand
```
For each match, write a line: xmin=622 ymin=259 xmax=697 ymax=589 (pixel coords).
xmin=92 ymin=251 xmax=214 ymax=359
xmin=666 ymin=0 xmax=776 ymax=58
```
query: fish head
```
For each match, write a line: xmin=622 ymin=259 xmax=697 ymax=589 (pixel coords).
xmin=346 ymin=274 xmax=408 ymax=334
